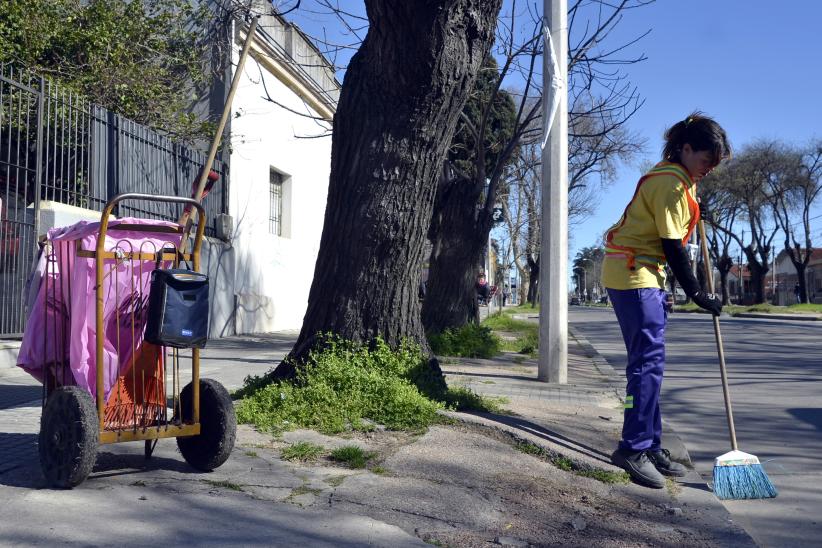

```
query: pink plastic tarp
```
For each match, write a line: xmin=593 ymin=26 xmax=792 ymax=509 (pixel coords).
xmin=16 ymin=218 xmax=181 ymax=400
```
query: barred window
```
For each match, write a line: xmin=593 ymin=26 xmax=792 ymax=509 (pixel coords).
xmin=269 ymin=169 xmax=283 ymax=235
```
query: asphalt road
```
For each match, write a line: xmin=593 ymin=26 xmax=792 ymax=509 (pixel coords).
xmin=570 ymin=306 xmax=822 ymax=548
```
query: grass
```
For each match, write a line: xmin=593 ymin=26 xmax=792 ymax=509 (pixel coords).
xmin=515 ymin=440 xmax=630 ymax=484
xmin=428 ymin=323 xmax=500 ymax=358
xmin=288 ymin=485 xmax=323 ymax=499
xmin=237 ymin=336 xmax=503 ymax=437
xmin=244 ymin=450 xmax=258 ymax=458
xmin=330 ymin=445 xmax=376 ymax=469
xmin=786 ymin=302 xmax=822 ymax=313
xmin=481 ymin=313 xmax=538 ymax=355
xmin=443 ymin=386 xmax=508 ymax=413
xmin=501 ymin=303 xmax=540 ymax=315
xmin=677 ymin=301 xmax=822 ymax=315
xmin=281 ymin=441 xmax=325 ymax=462
xmin=237 ymin=337 xmax=444 ymax=435
xmin=204 ymin=479 xmax=244 ymax=491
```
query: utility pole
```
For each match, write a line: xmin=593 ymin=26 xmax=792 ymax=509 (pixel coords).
xmin=539 ymin=0 xmax=568 ymax=383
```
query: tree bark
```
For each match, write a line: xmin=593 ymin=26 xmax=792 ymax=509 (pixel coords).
xmin=273 ymin=0 xmax=501 ymax=378
xmin=422 ymin=174 xmax=489 ymax=333
xmin=526 ymin=256 xmax=539 ymax=305
xmin=716 ymin=254 xmax=733 ymax=305
xmin=793 ymin=262 xmax=808 ymax=303
xmin=744 ymin=247 xmax=768 ymax=305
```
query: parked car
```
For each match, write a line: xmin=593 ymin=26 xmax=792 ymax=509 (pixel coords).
xmin=570 ymin=296 xmax=581 ymax=305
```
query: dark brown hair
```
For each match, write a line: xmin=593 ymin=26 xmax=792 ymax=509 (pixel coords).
xmin=663 ymin=111 xmax=731 ymax=166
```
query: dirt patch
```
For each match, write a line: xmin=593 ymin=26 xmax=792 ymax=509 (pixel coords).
xmin=237 ymin=422 xmax=744 ymax=547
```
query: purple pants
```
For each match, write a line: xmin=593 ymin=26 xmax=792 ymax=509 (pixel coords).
xmin=607 ymin=288 xmax=667 ymax=452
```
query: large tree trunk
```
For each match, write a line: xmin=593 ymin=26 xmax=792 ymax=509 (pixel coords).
xmin=793 ymin=262 xmax=809 ymax=303
xmin=273 ymin=0 xmax=501 ymax=378
xmin=745 ymin=256 xmax=767 ymax=304
xmin=716 ymin=254 xmax=733 ymax=305
xmin=422 ymin=175 xmax=491 ymax=333
xmin=526 ymin=257 xmax=539 ymax=306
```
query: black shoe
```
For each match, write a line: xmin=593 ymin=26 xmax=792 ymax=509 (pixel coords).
xmin=611 ymin=448 xmax=665 ymax=489
xmin=647 ymin=448 xmax=688 ymax=477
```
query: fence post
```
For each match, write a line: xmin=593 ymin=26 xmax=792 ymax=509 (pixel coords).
xmin=32 ymin=76 xmax=44 ymax=248
xmin=106 ymin=109 xmax=119 ymax=215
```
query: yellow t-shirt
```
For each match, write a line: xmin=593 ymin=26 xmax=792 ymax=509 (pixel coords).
xmin=601 ymin=162 xmax=698 ymax=290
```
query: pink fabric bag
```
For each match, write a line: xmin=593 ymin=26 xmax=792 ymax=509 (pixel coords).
xmin=17 ymin=218 xmax=181 ymax=400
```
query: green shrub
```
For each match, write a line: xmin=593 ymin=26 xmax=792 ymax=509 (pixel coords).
xmin=428 ymin=323 xmax=500 ymax=358
xmin=236 ymin=337 xmax=443 ymax=435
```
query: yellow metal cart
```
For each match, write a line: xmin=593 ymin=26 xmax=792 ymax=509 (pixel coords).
xmin=36 ymin=193 xmax=235 ymax=488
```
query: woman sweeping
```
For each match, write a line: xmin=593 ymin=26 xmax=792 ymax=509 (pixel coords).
xmin=602 ymin=112 xmax=730 ymax=488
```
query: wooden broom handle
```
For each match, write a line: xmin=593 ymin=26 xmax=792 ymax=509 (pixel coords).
xmin=697 ymin=218 xmax=739 ymax=451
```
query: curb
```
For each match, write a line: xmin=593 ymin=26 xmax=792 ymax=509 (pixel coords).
xmin=568 ymin=326 xmax=622 ymax=386
xmin=0 ymin=340 xmax=22 ymax=376
xmin=733 ymin=312 xmax=822 ymax=321
xmin=440 ymin=409 xmax=626 ymax=477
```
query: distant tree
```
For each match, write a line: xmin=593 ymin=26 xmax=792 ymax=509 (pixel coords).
xmin=424 ymin=0 xmax=648 ymax=331
xmin=700 ymin=165 xmax=741 ymax=304
xmin=766 ymin=141 xmax=822 ymax=303
xmin=572 ymin=245 xmax=604 ymax=298
xmin=709 ymin=142 xmax=786 ymax=304
xmin=422 ymin=55 xmax=521 ymax=333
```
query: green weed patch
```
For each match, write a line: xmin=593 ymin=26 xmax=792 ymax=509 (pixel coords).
xmin=428 ymin=323 xmax=500 ymax=358
xmin=482 ymin=313 xmax=538 ymax=355
xmin=237 ymin=337 xmax=446 ymax=435
xmin=330 ymin=445 xmax=375 ymax=469
xmin=281 ymin=441 xmax=324 ymax=462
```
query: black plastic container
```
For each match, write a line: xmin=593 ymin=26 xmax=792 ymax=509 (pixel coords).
xmin=145 ymin=269 xmax=209 ymax=348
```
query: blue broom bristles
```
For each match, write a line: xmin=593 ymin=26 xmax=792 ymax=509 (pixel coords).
xmin=713 ymin=463 xmax=778 ymax=500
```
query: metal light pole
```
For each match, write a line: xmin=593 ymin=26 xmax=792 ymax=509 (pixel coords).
xmin=539 ymin=0 xmax=568 ymax=383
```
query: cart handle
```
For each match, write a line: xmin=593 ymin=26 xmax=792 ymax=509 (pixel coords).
xmin=100 ymin=193 xmax=206 ymax=227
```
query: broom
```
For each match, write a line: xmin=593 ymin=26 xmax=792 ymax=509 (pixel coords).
xmin=697 ymin=218 xmax=777 ymax=500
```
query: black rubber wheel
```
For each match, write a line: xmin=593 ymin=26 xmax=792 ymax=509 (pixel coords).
xmin=38 ymin=386 xmax=99 ymax=488
xmin=176 ymin=378 xmax=236 ymax=471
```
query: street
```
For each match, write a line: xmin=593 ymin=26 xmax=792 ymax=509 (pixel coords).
xmin=570 ymin=306 xmax=822 ymax=548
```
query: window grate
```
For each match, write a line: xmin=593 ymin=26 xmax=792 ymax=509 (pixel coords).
xmin=270 ymin=169 xmax=283 ymax=236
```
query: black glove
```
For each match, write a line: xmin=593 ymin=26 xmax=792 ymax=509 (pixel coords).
xmin=700 ymin=203 xmax=713 ymax=223
xmin=692 ymin=290 xmax=722 ymax=316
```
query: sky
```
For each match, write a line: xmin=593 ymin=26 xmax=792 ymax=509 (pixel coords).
xmin=283 ymin=0 xmax=822 ymax=285
xmin=568 ymin=0 xmax=822 ymax=269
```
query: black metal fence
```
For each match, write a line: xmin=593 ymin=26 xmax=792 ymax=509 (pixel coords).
xmin=0 ymin=65 xmax=228 ymax=336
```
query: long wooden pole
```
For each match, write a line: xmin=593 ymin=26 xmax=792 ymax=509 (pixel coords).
xmin=178 ymin=16 xmax=260 ymax=233
xmin=697 ymin=218 xmax=739 ymax=451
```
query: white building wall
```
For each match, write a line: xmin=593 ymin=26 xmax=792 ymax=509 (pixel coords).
xmin=227 ymin=44 xmax=332 ymax=333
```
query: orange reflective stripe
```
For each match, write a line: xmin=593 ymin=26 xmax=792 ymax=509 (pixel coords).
xmin=604 ymin=162 xmax=698 ymax=271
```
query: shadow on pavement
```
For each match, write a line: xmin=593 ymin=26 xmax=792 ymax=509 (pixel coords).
xmin=787 ymin=408 xmax=822 ymax=432
xmin=460 ymin=410 xmax=613 ymax=465
xmin=0 ymin=383 xmax=41 ymax=410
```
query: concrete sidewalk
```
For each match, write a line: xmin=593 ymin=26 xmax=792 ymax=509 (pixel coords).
xmin=0 ymin=328 xmax=756 ymax=546
xmin=437 ymin=326 xmax=754 ymax=544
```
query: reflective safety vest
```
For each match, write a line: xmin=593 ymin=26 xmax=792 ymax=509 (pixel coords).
xmin=604 ymin=162 xmax=700 ymax=271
